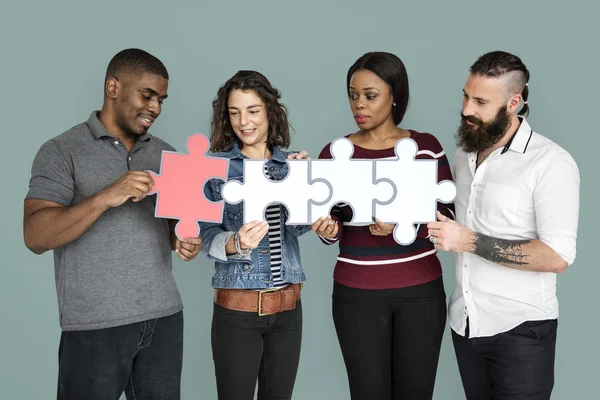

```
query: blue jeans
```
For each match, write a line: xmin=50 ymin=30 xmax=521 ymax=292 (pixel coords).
xmin=57 ymin=311 xmax=183 ymax=400
xmin=211 ymin=301 xmax=303 ymax=400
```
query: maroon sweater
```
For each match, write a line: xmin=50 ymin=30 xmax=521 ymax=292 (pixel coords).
xmin=318 ymin=130 xmax=455 ymax=289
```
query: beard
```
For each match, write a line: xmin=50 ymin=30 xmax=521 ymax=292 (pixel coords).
xmin=456 ymin=105 xmax=511 ymax=153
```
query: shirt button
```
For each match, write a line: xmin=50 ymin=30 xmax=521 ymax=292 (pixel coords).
xmin=128 ymin=156 xmax=132 ymax=161
xmin=114 ymin=141 xmax=119 ymax=145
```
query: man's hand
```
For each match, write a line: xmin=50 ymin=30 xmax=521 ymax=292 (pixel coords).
xmin=174 ymin=236 xmax=203 ymax=261
xmin=427 ymin=211 xmax=475 ymax=252
xmin=312 ymin=216 xmax=339 ymax=239
xmin=98 ymin=171 xmax=155 ymax=208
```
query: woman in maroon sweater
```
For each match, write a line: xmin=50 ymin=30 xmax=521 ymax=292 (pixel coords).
xmin=313 ymin=52 xmax=455 ymax=400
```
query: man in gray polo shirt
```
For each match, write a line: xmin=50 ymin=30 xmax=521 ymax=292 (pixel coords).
xmin=23 ymin=48 xmax=202 ymax=400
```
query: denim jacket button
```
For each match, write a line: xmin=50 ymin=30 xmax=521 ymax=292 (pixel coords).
xmin=244 ymin=265 xmax=250 ymax=271
xmin=259 ymin=249 xmax=268 ymax=254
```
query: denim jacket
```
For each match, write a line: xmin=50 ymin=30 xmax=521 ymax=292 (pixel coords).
xmin=199 ymin=142 xmax=312 ymax=289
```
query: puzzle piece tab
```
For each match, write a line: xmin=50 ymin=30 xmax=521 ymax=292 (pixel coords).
xmin=221 ymin=159 xmax=329 ymax=224
xmin=374 ymin=138 xmax=456 ymax=245
xmin=310 ymin=138 xmax=394 ymax=224
xmin=148 ymin=134 xmax=229 ymax=240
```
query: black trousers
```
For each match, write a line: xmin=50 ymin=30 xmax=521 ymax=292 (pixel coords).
xmin=452 ymin=319 xmax=557 ymax=400
xmin=332 ymin=278 xmax=447 ymax=400
xmin=211 ymin=300 xmax=302 ymax=400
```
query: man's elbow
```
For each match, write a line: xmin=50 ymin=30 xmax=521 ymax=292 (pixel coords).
xmin=541 ymin=241 xmax=570 ymax=274
xmin=23 ymin=230 xmax=49 ymax=255
xmin=551 ymin=258 xmax=568 ymax=274
xmin=25 ymin=241 xmax=48 ymax=255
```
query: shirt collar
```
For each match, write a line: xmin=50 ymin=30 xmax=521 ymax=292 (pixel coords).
xmin=86 ymin=111 xmax=152 ymax=142
xmin=270 ymin=145 xmax=287 ymax=162
xmin=501 ymin=116 xmax=533 ymax=154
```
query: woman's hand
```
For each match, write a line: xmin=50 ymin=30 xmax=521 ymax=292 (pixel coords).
xmin=238 ymin=220 xmax=269 ymax=249
xmin=311 ymin=216 xmax=339 ymax=239
xmin=369 ymin=217 xmax=395 ymax=236
xmin=287 ymin=150 xmax=309 ymax=160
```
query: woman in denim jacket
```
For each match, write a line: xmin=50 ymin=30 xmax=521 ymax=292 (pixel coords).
xmin=199 ymin=70 xmax=313 ymax=400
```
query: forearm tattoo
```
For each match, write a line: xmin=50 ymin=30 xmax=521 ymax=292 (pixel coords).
xmin=472 ymin=233 xmax=531 ymax=267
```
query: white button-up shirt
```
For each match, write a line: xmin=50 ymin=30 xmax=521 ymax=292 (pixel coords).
xmin=449 ymin=117 xmax=580 ymax=338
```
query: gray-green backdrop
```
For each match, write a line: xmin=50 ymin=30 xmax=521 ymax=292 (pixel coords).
xmin=1 ymin=0 xmax=597 ymax=398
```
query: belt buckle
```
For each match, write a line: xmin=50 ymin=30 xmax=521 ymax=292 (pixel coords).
xmin=258 ymin=288 xmax=277 ymax=316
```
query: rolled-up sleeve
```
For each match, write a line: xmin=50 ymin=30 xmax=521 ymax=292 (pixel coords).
xmin=534 ymin=149 xmax=580 ymax=265
xmin=199 ymin=177 xmax=253 ymax=264
xmin=26 ymin=140 xmax=75 ymax=206
xmin=206 ymin=231 xmax=252 ymax=263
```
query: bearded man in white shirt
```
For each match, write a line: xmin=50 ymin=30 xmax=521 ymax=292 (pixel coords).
xmin=427 ymin=50 xmax=580 ymax=400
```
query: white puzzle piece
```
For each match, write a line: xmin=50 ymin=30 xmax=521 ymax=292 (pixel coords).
xmin=310 ymin=137 xmax=394 ymax=224
xmin=222 ymin=159 xmax=330 ymax=224
xmin=374 ymin=138 xmax=456 ymax=245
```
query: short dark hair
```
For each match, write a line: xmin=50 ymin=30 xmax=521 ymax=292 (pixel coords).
xmin=346 ymin=52 xmax=409 ymax=125
xmin=210 ymin=70 xmax=291 ymax=152
xmin=105 ymin=48 xmax=169 ymax=82
xmin=470 ymin=51 xmax=530 ymax=117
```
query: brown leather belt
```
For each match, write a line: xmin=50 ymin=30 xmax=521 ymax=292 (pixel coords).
xmin=214 ymin=283 xmax=302 ymax=316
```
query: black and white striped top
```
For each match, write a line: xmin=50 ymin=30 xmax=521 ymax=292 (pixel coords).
xmin=262 ymin=165 xmax=288 ymax=290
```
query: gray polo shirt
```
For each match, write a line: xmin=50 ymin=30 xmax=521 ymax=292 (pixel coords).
xmin=26 ymin=111 xmax=183 ymax=331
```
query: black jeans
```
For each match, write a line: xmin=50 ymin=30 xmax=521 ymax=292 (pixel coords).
xmin=57 ymin=311 xmax=183 ymax=400
xmin=211 ymin=300 xmax=302 ymax=400
xmin=452 ymin=319 xmax=557 ymax=400
xmin=332 ymin=278 xmax=447 ymax=400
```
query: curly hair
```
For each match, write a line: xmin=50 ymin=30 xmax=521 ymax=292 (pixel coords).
xmin=210 ymin=70 xmax=291 ymax=152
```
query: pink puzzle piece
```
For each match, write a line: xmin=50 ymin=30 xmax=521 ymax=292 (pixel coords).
xmin=148 ymin=134 xmax=229 ymax=240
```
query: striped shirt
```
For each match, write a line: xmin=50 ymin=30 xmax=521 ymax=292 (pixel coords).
xmin=318 ymin=130 xmax=455 ymax=290
xmin=263 ymin=165 xmax=288 ymax=289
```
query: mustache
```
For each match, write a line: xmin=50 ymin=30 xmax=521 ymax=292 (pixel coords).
xmin=460 ymin=113 xmax=483 ymax=126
